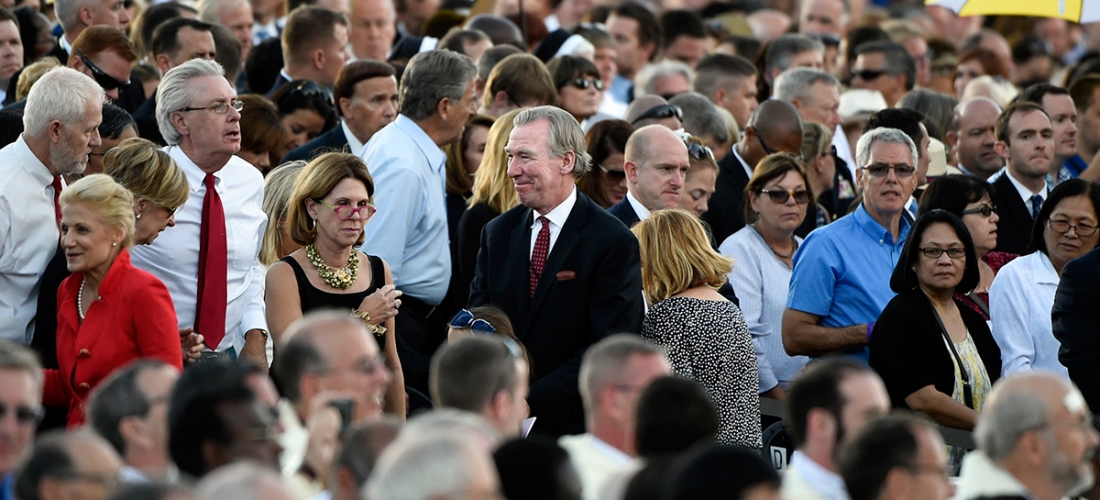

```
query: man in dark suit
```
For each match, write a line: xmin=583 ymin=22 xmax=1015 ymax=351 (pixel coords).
xmin=281 ymin=60 xmax=398 ymax=162
xmin=470 ymin=106 xmax=644 ymax=437
xmin=133 ymin=18 xmax=217 ymax=146
xmin=607 ymin=125 xmax=689 ymax=228
xmin=991 ymin=102 xmax=1055 ymax=255
xmin=1053 ymin=246 xmax=1100 ymax=410
xmin=702 ymin=99 xmax=804 ymax=244
xmin=266 ymin=7 xmax=348 ymax=96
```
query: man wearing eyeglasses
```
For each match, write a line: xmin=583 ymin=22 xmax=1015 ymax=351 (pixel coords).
xmin=608 ymin=125 xmax=689 ymax=228
xmin=989 ymin=102 xmax=1055 ymax=255
xmin=0 ymin=342 xmax=43 ymax=500
xmin=784 ymin=128 xmax=918 ymax=361
xmin=133 ymin=18 xmax=217 ymax=146
xmin=955 ymin=373 xmax=1100 ymax=500
xmin=12 ymin=430 xmax=123 ymax=500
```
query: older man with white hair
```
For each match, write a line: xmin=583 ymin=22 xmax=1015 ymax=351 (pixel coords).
xmin=364 ymin=423 xmax=502 ymax=500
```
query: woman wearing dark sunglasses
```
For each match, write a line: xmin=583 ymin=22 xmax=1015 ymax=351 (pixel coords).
xmin=547 ymin=55 xmax=606 ymax=130
xmin=718 ymin=154 xmax=812 ymax=399
xmin=578 ymin=119 xmax=633 ymax=209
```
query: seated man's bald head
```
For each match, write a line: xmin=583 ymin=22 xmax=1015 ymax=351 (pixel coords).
xmin=750 ymin=99 xmax=804 ymax=140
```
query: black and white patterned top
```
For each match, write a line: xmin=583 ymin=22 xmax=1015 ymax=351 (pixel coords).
xmin=641 ymin=296 xmax=762 ymax=449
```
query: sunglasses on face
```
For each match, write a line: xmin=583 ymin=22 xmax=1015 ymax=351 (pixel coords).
xmin=852 ymin=69 xmax=889 ymax=81
xmin=0 ymin=401 xmax=44 ymax=425
xmin=599 ymin=164 xmax=626 ymax=180
xmin=568 ymin=78 xmax=604 ymax=91
xmin=862 ymin=163 xmax=916 ymax=178
xmin=75 ymin=51 xmax=130 ymax=91
xmin=630 ymin=104 xmax=682 ymax=125
xmin=759 ymin=188 xmax=810 ymax=204
xmin=961 ymin=204 xmax=997 ymax=217
xmin=449 ymin=309 xmax=496 ymax=334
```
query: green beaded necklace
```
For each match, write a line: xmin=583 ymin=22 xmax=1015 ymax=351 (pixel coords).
xmin=306 ymin=243 xmax=359 ymax=289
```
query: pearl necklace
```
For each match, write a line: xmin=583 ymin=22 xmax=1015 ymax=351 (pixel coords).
xmin=77 ymin=277 xmax=99 ymax=320
xmin=306 ymin=243 xmax=359 ymax=289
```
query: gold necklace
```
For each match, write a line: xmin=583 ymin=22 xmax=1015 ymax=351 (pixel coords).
xmin=306 ymin=243 xmax=358 ymax=289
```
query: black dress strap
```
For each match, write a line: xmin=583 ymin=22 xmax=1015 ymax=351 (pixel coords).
xmin=367 ymin=254 xmax=385 ymax=291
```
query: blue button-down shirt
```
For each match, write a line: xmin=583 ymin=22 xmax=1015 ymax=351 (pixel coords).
xmin=786 ymin=204 xmax=910 ymax=361
xmin=608 ymin=74 xmax=633 ymax=105
xmin=359 ymin=115 xmax=450 ymax=305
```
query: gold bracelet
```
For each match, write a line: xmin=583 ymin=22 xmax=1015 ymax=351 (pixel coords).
xmin=353 ymin=309 xmax=387 ymax=335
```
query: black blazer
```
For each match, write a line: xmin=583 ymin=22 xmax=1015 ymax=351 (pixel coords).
xmin=701 ymin=149 xmax=751 ymax=245
xmin=266 ymin=73 xmax=291 ymax=97
xmin=389 ymin=35 xmax=424 ymax=62
xmin=133 ymin=93 xmax=164 ymax=146
xmin=470 ymin=192 xmax=644 ymax=436
xmin=606 ymin=196 xmax=640 ymax=228
xmin=1053 ymin=247 xmax=1100 ymax=410
xmin=453 ymin=202 xmax=499 ymax=308
xmin=992 ymin=174 xmax=1035 ymax=255
xmin=870 ymin=289 xmax=1001 ymax=412
xmin=280 ymin=125 xmax=349 ymax=163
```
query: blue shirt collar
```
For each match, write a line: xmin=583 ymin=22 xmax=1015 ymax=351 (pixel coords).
xmin=393 ymin=114 xmax=446 ymax=172
xmin=853 ymin=203 xmax=909 ymax=246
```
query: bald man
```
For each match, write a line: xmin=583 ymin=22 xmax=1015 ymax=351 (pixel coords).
xmin=947 ymin=97 xmax=1004 ymax=178
xmin=625 ymin=95 xmax=682 ymax=130
xmin=607 ymin=126 xmax=691 ymax=228
xmin=702 ymin=99 xmax=804 ymax=244
xmin=956 ymin=373 xmax=1100 ymax=500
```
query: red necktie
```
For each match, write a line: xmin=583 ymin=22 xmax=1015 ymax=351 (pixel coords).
xmin=51 ymin=176 xmax=62 ymax=227
xmin=195 ymin=173 xmax=227 ymax=350
xmin=530 ymin=216 xmax=550 ymax=298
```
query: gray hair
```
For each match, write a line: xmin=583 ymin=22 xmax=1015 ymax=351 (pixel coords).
xmin=764 ymin=34 xmax=824 ymax=75
xmin=86 ymin=360 xmax=174 ymax=457
xmin=196 ymin=461 xmax=289 ymax=500
xmin=364 ymin=433 xmax=492 ymax=500
xmin=513 ymin=106 xmax=592 ymax=178
xmin=579 ymin=334 xmax=664 ymax=416
xmin=975 ymin=388 xmax=1052 ymax=460
xmin=54 ymin=0 xmax=97 ymax=32
xmin=669 ymin=92 xmax=730 ymax=145
xmin=197 ymin=0 xmax=247 ymax=24
xmin=773 ymin=67 xmax=840 ymax=103
xmin=156 ymin=58 xmax=226 ymax=145
xmin=23 ymin=67 xmax=105 ymax=137
xmin=400 ymin=408 xmax=502 ymax=447
xmin=0 ymin=340 xmax=42 ymax=391
xmin=635 ymin=60 xmax=693 ymax=98
xmin=855 ymin=127 xmax=917 ymax=170
xmin=399 ymin=50 xmax=477 ymax=121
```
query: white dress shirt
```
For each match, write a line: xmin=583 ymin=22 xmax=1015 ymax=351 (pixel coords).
xmin=341 ymin=120 xmax=365 ymax=156
xmin=781 ymin=451 xmax=849 ymax=500
xmin=988 ymin=251 xmax=1068 ymax=378
xmin=558 ymin=433 xmax=633 ymax=500
xmin=130 ymin=147 xmax=268 ymax=354
xmin=0 ymin=135 xmax=60 ymax=343
xmin=528 ymin=186 xmax=578 ymax=258
xmin=625 ymin=191 xmax=651 ymax=222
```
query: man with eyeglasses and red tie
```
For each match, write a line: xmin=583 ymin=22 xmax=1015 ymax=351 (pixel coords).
xmin=607 ymin=125 xmax=689 ymax=228
xmin=784 ymin=127 xmax=919 ymax=363
xmin=131 ymin=58 xmax=270 ymax=371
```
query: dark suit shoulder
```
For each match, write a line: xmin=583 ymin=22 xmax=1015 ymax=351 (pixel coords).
xmin=281 ymin=126 xmax=349 ymax=163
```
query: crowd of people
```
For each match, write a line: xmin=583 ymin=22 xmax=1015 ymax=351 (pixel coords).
xmin=3 ymin=0 xmax=1100 ymax=498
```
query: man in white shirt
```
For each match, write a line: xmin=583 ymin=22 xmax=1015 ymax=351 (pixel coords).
xmin=782 ymin=358 xmax=890 ymax=500
xmin=0 ymin=67 xmax=103 ymax=345
xmin=606 ymin=125 xmax=689 ymax=228
xmin=130 ymin=59 xmax=268 ymax=368
xmin=559 ymin=335 xmax=670 ymax=500
xmin=955 ymin=372 xmax=1100 ymax=500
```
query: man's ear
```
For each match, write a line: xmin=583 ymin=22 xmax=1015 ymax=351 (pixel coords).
xmin=154 ymin=54 xmax=172 ymax=74
xmin=805 ymin=407 xmax=838 ymax=443
xmin=994 ymin=140 xmax=1009 ymax=159
xmin=170 ymin=111 xmax=189 ymax=139
xmin=624 ymin=160 xmax=640 ymax=183
xmin=119 ymin=415 xmax=152 ymax=451
xmin=338 ymin=97 xmax=353 ymax=118
xmin=77 ymin=6 xmax=95 ymax=28
xmin=437 ymin=96 xmax=453 ymax=122
xmin=493 ymin=91 xmax=511 ymax=108
xmin=312 ymin=49 xmax=326 ymax=71
xmin=561 ymin=150 xmax=575 ymax=175
xmin=48 ymin=119 xmax=63 ymax=144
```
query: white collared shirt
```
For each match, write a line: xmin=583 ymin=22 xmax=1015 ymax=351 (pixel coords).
xmin=989 ymin=251 xmax=1068 ymax=378
xmin=625 ymin=191 xmax=651 ymax=221
xmin=341 ymin=120 xmax=364 ymax=156
xmin=130 ymin=147 xmax=268 ymax=354
xmin=529 ymin=186 xmax=578 ymax=258
xmin=1004 ymin=166 xmax=1050 ymax=216
xmin=784 ymin=451 xmax=849 ymax=500
xmin=832 ymin=124 xmax=857 ymax=180
xmin=731 ymin=146 xmax=753 ymax=180
xmin=0 ymin=135 xmax=60 ymax=343
xmin=558 ymin=433 xmax=633 ymax=500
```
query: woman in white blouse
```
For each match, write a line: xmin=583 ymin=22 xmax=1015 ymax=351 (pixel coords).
xmin=719 ymin=154 xmax=812 ymax=399
xmin=990 ymin=179 xmax=1100 ymax=377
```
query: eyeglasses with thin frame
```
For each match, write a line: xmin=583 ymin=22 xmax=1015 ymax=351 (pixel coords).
xmin=919 ymin=247 xmax=966 ymax=259
xmin=568 ymin=77 xmax=604 ymax=91
xmin=316 ymin=198 xmax=377 ymax=220
xmin=759 ymin=188 xmax=810 ymax=204
xmin=1047 ymin=218 xmax=1100 ymax=236
xmin=0 ymin=401 xmax=44 ymax=425
xmin=599 ymin=164 xmax=626 ymax=180
xmin=74 ymin=50 xmax=130 ymax=90
xmin=862 ymin=163 xmax=917 ymax=178
xmin=961 ymin=204 xmax=998 ymax=218
xmin=179 ymin=99 xmax=244 ymax=114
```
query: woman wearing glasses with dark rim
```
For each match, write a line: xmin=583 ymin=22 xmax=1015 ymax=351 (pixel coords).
xmin=919 ymin=175 xmax=1017 ymax=321
xmin=265 ymin=152 xmax=406 ymax=416
xmin=719 ymin=154 xmax=813 ymax=400
xmin=870 ymin=210 xmax=1001 ymax=473
xmin=990 ymin=179 xmax=1100 ymax=379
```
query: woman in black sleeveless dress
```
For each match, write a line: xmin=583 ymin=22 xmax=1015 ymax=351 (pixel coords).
xmin=265 ymin=153 xmax=405 ymax=416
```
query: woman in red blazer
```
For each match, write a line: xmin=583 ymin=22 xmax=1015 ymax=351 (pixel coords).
xmin=50 ymin=174 xmax=183 ymax=427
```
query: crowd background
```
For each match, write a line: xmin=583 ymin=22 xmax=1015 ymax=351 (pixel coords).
xmin=3 ymin=0 xmax=1100 ymax=499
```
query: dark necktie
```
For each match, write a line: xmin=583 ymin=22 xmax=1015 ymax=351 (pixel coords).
xmin=530 ymin=216 xmax=550 ymax=298
xmin=1031 ymin=194 xmax=1043 ymax=220
xmin=195 ymin=173 xmax=227 ymax=350
xmin=51 ymin=175 xmax=62 ymax=227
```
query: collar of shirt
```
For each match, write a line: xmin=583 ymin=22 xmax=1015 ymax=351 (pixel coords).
xmin=1005 ymin=166 xmax=1050 ymax=204
xmin=59 ymin=35 xmax=72 ymax=55
xmin=586 ymin=434 xmax=632 ymax=466
xmin=170 ymin=146 xmax=222 ymax=194
xmin=625 ymin=190 xmax=651 ymax=221
xmin=533 ymin=185 xmax=577 ymax=228
xmin=341 ymin=119 xmax=365 ymax=155
xmin=1031 ymin=251 xmax=1060 ymax=285
xmin=906 ymin=196 xmax=918 ymax=219
xmin=731 ymin=147 xmax=753 ymax=180
xmin=394 ymin=115 xmax=447 ymax=178
xmin=832 ymin=124 xmax=857 ymax=179
xmin=789 ymin=451 xmax=848 ymax=500
xmin=14 ymin=135 xmax=53 ymax=191
xmin=853 ymin=203 xmax=909 ymax=246
xmin=280 ymin=69 xmax=293 ymax=83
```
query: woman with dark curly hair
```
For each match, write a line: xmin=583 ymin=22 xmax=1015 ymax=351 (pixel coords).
xmin=269 ymin=79 xmax=338 ymax=159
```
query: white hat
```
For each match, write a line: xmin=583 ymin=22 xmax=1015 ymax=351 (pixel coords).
xmin=926 ymin=137 xmax=948 ymax=179
xmin=838 ymin=89 xmax=889 ymax=124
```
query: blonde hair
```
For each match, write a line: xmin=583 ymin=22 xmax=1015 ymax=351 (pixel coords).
xmin=801 ymin=121 xmax=832 ymax=161
xmin=631 ymin=208 xmax=733 ymax=305
xmin=16 ymin=57 xmax=61 ymax=102
xmin=468 ymin=108 xmax=522 ymax=214
xmin=59 ymin=174 xmax=137 ymax=248
xmin=104 ymin=137 xmax=190 ymax=211
xmin=260 ymin=161 xmax=307 ymax=266
xmin=287 ymin=152 xmax=375 ymax=246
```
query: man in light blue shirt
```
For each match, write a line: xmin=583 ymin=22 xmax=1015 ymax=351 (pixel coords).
xmin=783 ymin=127 xmax=919 ymax=362
xmin=359 ymin=49 xmax=478 ymax=391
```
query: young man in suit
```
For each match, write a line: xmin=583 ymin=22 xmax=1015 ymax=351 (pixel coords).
xmin=607 ymin=125 xmax=689 ymax=228
xmin=470 ymin=106 xmax=644 ymax=437
xmin=991 ymin=102 xmax=1054 ymax=255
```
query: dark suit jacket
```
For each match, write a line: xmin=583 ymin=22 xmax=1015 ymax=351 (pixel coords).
xmin=267 ymin=73 xmax=291 ymax=97
xmin=701 ymin=149 xmax=751 ymax=245
xmin=133 ymin=92 xmax=164 ymax=146
xmin=606 ymin=196 xmax=640 ymax=228
xmin=388 ymin=35 xmax=424 ymax=62
xmin=280 ymin=125 xmax=349 ymax=163
xmin=470 ymin=192 xmax=644 ymax=436
xmin=1053 ymin=247 xmax=1100 ymax=410
xmin=992 ymin=174 xmax=1035 ymax=255
xmin=5 ymin=42 xmax=147 ymax=113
